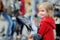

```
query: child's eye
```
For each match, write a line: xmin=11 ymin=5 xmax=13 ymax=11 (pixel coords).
xmin=41 ymin=10 xmax=45 ymax=12
xmin=39 ymin=10 xmax=45 ymax=12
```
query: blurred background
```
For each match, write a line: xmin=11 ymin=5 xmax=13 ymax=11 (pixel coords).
xmin=0 ymin=0 xmax=60 ymax=40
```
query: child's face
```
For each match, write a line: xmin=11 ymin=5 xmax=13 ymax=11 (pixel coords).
xmin=38 ymin=7 xmax=48 ymax=18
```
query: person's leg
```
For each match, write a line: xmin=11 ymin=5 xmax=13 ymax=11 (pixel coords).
xmin=11 ymin=20 xmax=16 ymax=36
xmin=2 ymin=12 xmax=13 ymax=37
xmin=16 ymin=17 xmax=24 ymax=35
xmin=16 ymin=17 xmax=24 ymax=39
xmin=19 ymin=24 xmax=24 ymax=34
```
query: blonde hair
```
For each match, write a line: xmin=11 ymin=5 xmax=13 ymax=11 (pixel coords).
xmin=39 ymin=2 xmax=55 ymax=18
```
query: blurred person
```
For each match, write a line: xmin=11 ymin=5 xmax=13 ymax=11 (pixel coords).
xmin=4 ymin=0 xmax=22 ymax=39
xmin=37 ymin=2 xmax=56 ymax=40
xmin=15 ymin=10 xmax=33 ymax=39
xmin=0 ymin=0 xmax=17 ymax=40
xmin=2 ymin=0 xmax=22 ymax=39
xmin=0 ymin=0 xmax=22 ymax=39
xmin=24 ymin=2 xmax=32 ymax=20
xmin=0 ymin=0 xmax=13 ymax=39
xmin=15 ymin=0 xmax=33 ymax=39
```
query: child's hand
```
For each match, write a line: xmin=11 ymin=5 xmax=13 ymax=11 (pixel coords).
xmin=28 ymin=34 xmax=33 ymax=40
xmin=29 ymin=34 xmax=33 ymax=38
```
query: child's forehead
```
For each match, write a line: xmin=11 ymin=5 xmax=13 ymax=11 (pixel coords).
xmin=39 ymin=5 xmax=46 ymax=10
xmin=39 ymin=7 xmax=46 ymax=11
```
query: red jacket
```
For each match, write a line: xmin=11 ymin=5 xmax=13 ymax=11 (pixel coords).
xmin=20 ymin=0 xmax=25 ymax=16
xmin=38 ymin=17 xmax=56 ymax=40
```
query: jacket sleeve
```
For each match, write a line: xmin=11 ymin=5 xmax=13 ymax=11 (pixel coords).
xmin=38 ymin=21 xmax=50 ymax=36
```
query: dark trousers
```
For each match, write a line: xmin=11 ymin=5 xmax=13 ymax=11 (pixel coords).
xmin=16 ymin=17 xmax=31 ymax=35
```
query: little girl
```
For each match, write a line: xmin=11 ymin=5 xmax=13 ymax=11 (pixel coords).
xmin=28 ymin=2 xmax=56 ymax=40
xmin=38 ymin=2 xmax=56 ymax=40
